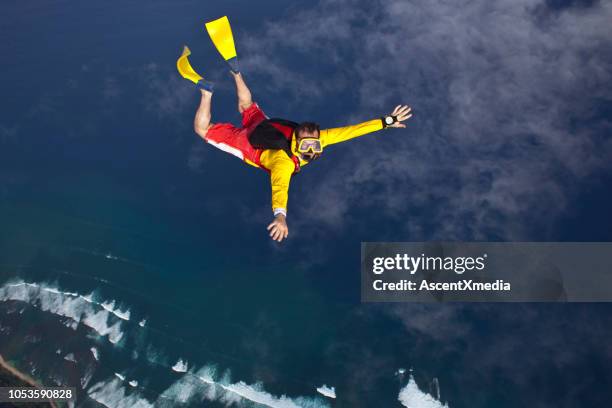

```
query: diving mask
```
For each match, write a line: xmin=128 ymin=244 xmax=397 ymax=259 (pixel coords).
xmin=297 ymin=138 xmax=323 ymax=154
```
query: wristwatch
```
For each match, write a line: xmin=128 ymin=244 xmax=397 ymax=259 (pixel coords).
xmin=382 ymin=115 xmax=398 ymax=128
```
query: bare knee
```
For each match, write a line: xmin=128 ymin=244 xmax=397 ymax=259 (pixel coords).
xmin=238 ymin=101 xmax=253 ymax=113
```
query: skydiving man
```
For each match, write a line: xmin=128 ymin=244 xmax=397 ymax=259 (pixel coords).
xmin=178 ymin=18 xmax=412 ymax=243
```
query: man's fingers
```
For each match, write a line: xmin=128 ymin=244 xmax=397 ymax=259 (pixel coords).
xmin=391 ymin=104 xmax=411 ymax=118
xmin=398 ymin=113 xmax=413 ymax=122
xmin=396 ymin=106 xmax=410 ymax=117
xmin=267 ymin=220 xmax=289 ymax=242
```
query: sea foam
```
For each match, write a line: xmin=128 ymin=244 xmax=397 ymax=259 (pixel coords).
xmin=0 ymin=280 xmax=127 ymax=344
xmin=171 ymin=358 xmax=188 ymax=372
xmin=88 ymin=378 xmax=153 ymax=408
xmin=398 ymin=375 xmax=449 ymax=408
xmin=158 ymin=365 xmax=330 ymax=408
xmin=316 ymin=385 xmax=336 ymax=399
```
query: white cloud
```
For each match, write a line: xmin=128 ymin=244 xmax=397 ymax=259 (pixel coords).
xmin=241 ymin=0 xmax=612 ymax=239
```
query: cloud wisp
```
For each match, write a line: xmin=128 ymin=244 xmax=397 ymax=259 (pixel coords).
xmin=240 ymin=0 xmax=612 ymax=240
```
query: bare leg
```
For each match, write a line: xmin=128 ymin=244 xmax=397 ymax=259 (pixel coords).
xmin=232 ymin=72 xmax=253 ymax=113
xmin=194 ymin=89 xmax=213 ymax=139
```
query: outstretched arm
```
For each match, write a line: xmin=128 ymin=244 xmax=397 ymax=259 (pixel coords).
xmin=321 ymin=105 xmax=412 ymax=148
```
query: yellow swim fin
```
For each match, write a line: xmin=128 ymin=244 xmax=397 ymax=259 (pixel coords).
xmin=177 ymin=46 xmax=204 ymax=84
xmin=205 ymin=16 xmax=239 ymax=72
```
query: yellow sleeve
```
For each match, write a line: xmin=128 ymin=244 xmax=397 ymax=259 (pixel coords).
xmin=320 ymin=118 xmax=384 ymax=148
xmin=259 ymin=149 xmax=295 ymax=216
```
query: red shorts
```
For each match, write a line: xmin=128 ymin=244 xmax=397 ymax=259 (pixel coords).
xmin=204 ymin=103 xmax=267 ymax=164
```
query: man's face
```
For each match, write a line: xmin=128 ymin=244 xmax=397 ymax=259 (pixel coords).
xmin=296 ymin=130 xmax=321 ymax=161
xmin=297 ymin=129 xmax=319 ymax=140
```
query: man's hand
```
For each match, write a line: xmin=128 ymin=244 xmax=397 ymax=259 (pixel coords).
xmin=267 ymin=214 xmax=289 ymax=242
xmin=387 ymin=105 xmax=412 ymax=128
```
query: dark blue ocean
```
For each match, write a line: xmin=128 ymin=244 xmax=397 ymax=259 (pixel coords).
xmin=2 ymin=1 xmax=612 ymax=407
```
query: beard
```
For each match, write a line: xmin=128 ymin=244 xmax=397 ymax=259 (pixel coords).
xmin=300 ymin=152 xmax=321 ymax=162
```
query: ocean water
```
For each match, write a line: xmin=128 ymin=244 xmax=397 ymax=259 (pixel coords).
xmin=0 ymin=190 xmax=444 ymax=407
xmin=2 ymin=1 xmax=612 ymax=407
xmin=2 ymin=178 xmax=612 ymax=407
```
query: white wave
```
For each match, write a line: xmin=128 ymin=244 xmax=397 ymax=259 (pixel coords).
xmin=6 ymin=280 xmax=131 ymax=322
xmin=158 ymin=365 xmax=329 ymax=408
xmin=101 ymin=301 xmax=115 ymax=313
xmin=64 ymin=353 xmax=77 ymax=363
xmin=101 ymin=300 xmax=131 ymax=321
xmin=4 ymin=280 xmax=330 ymax=408
xmin=0 ymin=280 xmax=127 ymax=344
xmin=171 ymin=358 xmax=188 ymax=372
xmin=398 ymin=375 xmax=449 ymax=408
xmin=83 ymin=310 xmax=124 ymax=344
xmin=90 ymin=347 xmax=99 ymax=361
xmin=316 ymin=385 xmax=336 ymax=399
xmin=88 ymin=378 xmax=153 ymax=408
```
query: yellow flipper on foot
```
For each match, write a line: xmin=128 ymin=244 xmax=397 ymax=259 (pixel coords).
xmin=177 ymin=46 xmax=204 ymax=84
xmin=205 ymin=16 xmax=239 ymax=72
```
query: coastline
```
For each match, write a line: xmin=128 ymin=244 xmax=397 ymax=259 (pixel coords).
xmin=0 ymin=354 xmax=59 ymax=408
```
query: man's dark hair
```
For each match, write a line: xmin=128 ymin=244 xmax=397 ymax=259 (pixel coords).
xmin=295 ymin=122 xmax=320 ymax=138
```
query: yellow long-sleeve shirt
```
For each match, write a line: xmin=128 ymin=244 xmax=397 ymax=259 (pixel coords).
xmin=258 ymin=118 xmax=384 ymax=216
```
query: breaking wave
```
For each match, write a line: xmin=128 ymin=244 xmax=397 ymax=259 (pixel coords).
xmin=90 ymin=364 xmax=330 ymax=408
xmin=0 ymin=280 xmax=128 ymax=344
xmin=0 ymin=279 xmax=332 ymax=407
xmin=398 ymin=375 xmax=449 ymax=408
xmin=316 ymin=385 xmax=336 ymax=399
xmin=171 ymin=358 xmax=189 ymax=373
xmin=1 ymin=278 xmax=449 ymax=407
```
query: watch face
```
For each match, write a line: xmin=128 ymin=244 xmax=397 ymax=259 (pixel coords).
xmin=385 ymin=116 xmax=394 ymax=125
